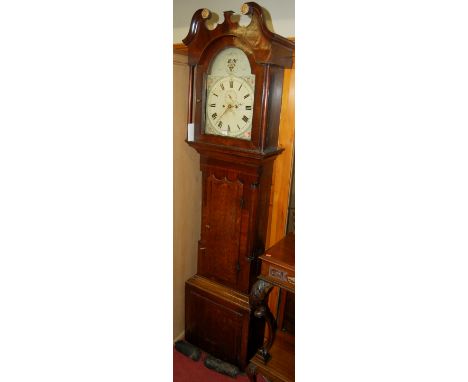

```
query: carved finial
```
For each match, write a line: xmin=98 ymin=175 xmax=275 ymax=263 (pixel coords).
xmin=201 ymin=8 xmax=210 ymax=19
xmin=240 ymin=3 xmax=250 ymax=15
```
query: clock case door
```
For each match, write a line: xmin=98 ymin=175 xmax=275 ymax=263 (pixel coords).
xmin=197 ymin=154 xmax=275 ymax=294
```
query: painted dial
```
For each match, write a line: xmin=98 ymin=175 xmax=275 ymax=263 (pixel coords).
xmin=205 ymin=76 xmax=254 ymax=139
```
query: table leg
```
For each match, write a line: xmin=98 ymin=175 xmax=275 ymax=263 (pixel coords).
xmin=246 ymin=362 xmax=258 ymax=382
xmin=250 ymin=279 xmax=276 ymax=363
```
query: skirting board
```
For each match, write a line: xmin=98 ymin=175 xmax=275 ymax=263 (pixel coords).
xmin=173 ymin=330 xmax=185 ymax=344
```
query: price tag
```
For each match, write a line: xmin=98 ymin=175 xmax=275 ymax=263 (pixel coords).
xmin=187 ymin=123 xmax=194 ymax=142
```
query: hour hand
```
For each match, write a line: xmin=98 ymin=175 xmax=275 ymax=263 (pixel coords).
xmin=214 ymin=106 xmax=230 ymax=125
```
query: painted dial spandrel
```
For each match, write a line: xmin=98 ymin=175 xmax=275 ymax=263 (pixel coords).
xmin=205 ymin=47 xmax=255 ymax=140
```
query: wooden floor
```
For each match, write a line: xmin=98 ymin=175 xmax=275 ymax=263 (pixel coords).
xmin=249 ymin=331 xmax=295 ymax=382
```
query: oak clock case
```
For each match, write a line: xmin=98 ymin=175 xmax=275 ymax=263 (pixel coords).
xmin=182 ymin=2 xmax=294 ymax=370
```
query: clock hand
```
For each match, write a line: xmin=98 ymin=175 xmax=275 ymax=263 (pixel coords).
xmin=214 ymin=104 xmax=232 ymax=125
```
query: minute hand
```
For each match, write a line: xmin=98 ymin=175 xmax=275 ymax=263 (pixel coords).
xmin=214 ymin=104 xmax=232 ymax=125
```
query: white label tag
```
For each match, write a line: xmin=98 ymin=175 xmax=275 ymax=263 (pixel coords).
xmin=187 ymin=123 xmax=194 ymax=142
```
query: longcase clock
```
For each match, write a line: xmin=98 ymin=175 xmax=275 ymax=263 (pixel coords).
xmin=182 ymin=2 xmax=294 ymax=369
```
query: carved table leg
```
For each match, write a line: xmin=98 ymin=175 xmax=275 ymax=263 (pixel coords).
xmin=246 ymin=362 xmax=258 ymax=382
xmin=250 ymin=279 xmax=276 ymax=362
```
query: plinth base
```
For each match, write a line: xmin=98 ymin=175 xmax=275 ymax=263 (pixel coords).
xmin=185 ymin=275 xmax=264 ymax=370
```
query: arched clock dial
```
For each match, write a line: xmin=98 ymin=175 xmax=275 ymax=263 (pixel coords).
xmin=206 ymin=76 xmax=254 ymax=139
xmin=204 ymin=46 xmax=255 ymax=141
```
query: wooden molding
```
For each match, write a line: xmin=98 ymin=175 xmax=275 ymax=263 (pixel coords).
xmin=173 ymin=37 xmax=294 ymax=56
xmin=173 ymin=43 xmax=188 ymax=55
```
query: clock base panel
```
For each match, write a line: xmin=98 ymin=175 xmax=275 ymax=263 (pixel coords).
xmin=185 ymin=275 xmax=264 ymax=370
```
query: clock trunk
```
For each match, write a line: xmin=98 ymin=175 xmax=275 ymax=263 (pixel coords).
xmin=196 ymin=151 xmax=276 ymax=294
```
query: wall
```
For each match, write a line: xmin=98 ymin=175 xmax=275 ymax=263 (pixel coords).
xmin=173 ymin=0 xmax=295 ymax=42
xmin=173 ymin=53 xmax=201 ymax=341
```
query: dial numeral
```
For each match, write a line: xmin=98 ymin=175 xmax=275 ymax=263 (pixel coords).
xmin=209 ymin=103 xmax=216 ymax=107
xmin=220 ymin=83 xmax=225 ymax=90
xmin=245 ymin=105 xmax=252 ymax=110
xmin=238 ymin=83 xmax=243 ymax=91
xmin=218 ymin=121 xmax=223 ymax=128
xmin=242 ymin=115 xmax=249 ymax=123
xmin=237 ymin=124 xmax=241 ymax=130
xmin=227 ymin=125 xmax=231 ymax=131
xmin=212 ymin=93 xmax=218 ymax=97
xmin=243 ymin=94 xmax=250 ymax=99
xmin=211 ymin=113 xmax=217 ymax=119
xmin=229 ymin=80 xmax=233 ymax=88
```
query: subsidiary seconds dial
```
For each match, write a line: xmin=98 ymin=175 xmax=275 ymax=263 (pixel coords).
xmin=205 ymin=76 xmax=254 ymax=139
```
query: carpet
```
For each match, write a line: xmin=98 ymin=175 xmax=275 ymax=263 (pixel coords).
xmin=173 ymin=347 xmax=268 ymax=382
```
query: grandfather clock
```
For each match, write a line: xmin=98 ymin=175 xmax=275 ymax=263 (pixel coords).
xmin=183 ymin=2 xmax=294 ymax=369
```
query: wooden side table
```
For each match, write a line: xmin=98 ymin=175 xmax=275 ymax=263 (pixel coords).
xmin=247 ymin=233 xmax=295 ymax=382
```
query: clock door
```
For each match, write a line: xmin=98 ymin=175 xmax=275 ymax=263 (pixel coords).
xmin=199 ymin=173 xmax=244 ymax=289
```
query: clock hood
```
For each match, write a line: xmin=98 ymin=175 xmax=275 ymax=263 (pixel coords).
xmin=182 ymin=2 xmax=294 ymax=68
